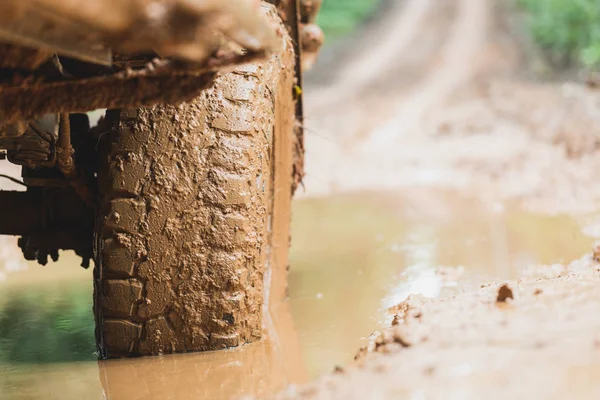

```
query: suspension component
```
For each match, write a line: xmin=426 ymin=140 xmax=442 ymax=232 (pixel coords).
xmin=0 ymin=122 xmax=56 ymax=168
xmin=57 ymin=113 xmax=76 ymax=179
xmin=0 ymin=188 xmax=94 ymax=267
xmin=55 ymin=113 xmax=95 ymax=205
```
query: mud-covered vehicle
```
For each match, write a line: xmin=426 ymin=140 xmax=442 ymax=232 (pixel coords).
xmin=0 ymin=0 xmax=323 ymax=357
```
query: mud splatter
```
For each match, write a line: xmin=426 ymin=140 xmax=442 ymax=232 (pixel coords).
xmin=496 ymin=284 xmax=513 ymax=303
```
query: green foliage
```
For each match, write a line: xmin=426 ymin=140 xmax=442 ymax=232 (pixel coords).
xmin=518 ymin=0 xmax=600 ymax=69
xmin=317 ymin=0 xmax=382 ymax=40
xmin=0 ymin=285 xmax=96 ymax=364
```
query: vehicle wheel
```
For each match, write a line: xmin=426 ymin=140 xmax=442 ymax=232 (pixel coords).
xmin=94 ymin=11 xmax=296 ymax=357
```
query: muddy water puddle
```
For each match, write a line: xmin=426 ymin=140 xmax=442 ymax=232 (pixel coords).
xmin=0 ymin=189 xmax=593 ymax=399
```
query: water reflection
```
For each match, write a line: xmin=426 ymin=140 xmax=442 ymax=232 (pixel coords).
xmin=0 ymin=189 xmax=594 ymax=399
xmin=0 ymin=278 xmax=307 ymax=400
xmin=0 ymin=285 xmax=94 ymax=363
xmin=99 ymin=303 xmax=307 ymax=400
xmin=288 ymin=190 xmax=593 ymax=378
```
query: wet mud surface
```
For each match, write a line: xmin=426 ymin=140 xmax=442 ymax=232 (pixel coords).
xmin=288 ymin=0 xmax=600 ymax=396
xmin=277 ymin=255 xmax=600 ymax=400
xmin=2 ymin=0 xmax=600 ymax=397
xmin=0 ymin=189 xmax=596 ymax=399
xmin=93 ymin=5 xmax=297 ymax=357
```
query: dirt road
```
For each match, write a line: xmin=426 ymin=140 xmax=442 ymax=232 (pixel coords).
xmin=284 ymin=0 xmax=600 ymax=397
xmin=303 ymin=0 xmax=600 ymax=214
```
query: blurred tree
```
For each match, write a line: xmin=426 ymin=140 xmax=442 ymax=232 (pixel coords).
xmin=317 ymin=0 xmax=382 ymax=41
xmin=0 ymin=285 xmax=95 ymax=364
xmin=518 ymin=0 xmax=600 ymax=70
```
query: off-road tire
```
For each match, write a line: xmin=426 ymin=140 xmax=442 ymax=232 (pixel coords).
xmin=94 ymin=10 xmax=295 ymax=357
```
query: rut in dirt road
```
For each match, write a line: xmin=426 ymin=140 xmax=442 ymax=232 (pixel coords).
xmin=362 ymin=0 xmax=489 ymax=150
xmin=310 ymin=0 xmax=434 ymax=106
xmin=303 ymin=0 xmax=491 ymax=195
xmin=303 ymin=0 xmax=600 ymax=214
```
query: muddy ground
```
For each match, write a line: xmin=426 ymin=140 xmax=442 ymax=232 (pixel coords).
xmin=276 ymin=255 xmax=600 ymax=399
xmin=303 ymin=0 xmax=600 ymax=213
xmin=285 ymin=0 xmax=600 ymax=397
xmin=1 ymin=0 xmax=600 ymax=398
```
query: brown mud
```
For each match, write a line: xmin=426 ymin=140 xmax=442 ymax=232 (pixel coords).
xmin=1 ymin=0 xmax=600 ymax=397
xmin=1 ymin=189 xmax=595 ymax=400
xmin=98 ymin=300 xmax=307 ymax=400
xmin=287 ymin=190 xmax=595 ymax=380
xmin=302 ymin=0 xmax=600 ymax=214
xmin=276 ymin=254 xmax=600 ymax=399
xmin=282 ymin=0 xmax=600 ymax=397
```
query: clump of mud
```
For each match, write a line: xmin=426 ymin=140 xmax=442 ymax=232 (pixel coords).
xmin=495 ymin=284 xmax=513 ymax=302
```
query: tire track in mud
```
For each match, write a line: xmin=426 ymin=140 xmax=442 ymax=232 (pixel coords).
xmin=361 ymin=0 xmax=489 ymax=151
xmin=310 ymin=0 xmax=434 ymax=107
xmin=303 ymin=0 xmax=491 ymax=196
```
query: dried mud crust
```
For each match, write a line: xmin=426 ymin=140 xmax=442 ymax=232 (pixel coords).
xmin=94 ymin=12 xmax=296 ymax=357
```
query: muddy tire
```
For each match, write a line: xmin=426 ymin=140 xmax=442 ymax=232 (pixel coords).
xmin=94 ymin=12 xmax=296 ymax=358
